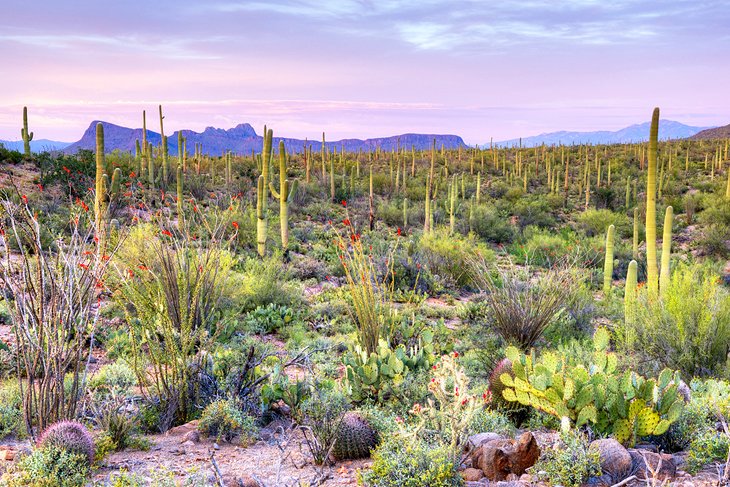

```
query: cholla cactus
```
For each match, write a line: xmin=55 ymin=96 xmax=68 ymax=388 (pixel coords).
xmin=38 ymin=420 xmax=95 ymax=465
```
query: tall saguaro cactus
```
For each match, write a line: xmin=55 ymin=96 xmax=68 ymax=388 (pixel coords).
xmin=659 ymin=206 xmax=673 ymax=297
xmin=646 ymin=108 xmax=660 ymax=299
xmin=21 ymin=106 xmax=33 ymax=157
xmin=159 ymin=105 xmax=169 ymax=186
xmin=270 ymin=141 xmax=298 ymax=251
xmin=256 ymin=128 xmax=273 ymax=257
xmin=624 ymin=260 xmax=638 ymax=345
xmin=176 ymin=165 xmax=184 ymax=227
xmin=94 ymin=123 xmax=106 ymax=245
xmin=603 ymin=224 xmax=615 ymax=293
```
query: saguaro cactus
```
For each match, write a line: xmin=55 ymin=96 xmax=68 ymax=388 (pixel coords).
xmin=176 ymin=164 xmax=184 ymax=226
xmin=95 ymin=123 xmax=106 ymax=244
xmin=632 ymin=208 xmax=639 ymax=259
xmin=21 ymin=106 xmax=33 ymax=157
xmin=403 ymin=197 xmax=408 ymax=228
xmin=159 ymin=105 xmax=169 ymax=186
xmin=269 ymin=141 xmax=298 ymax=251
xmin=603 ymin=224 xmax=615 ymax=293
xmin=256 ymin=128 xmax=272 ymax=257
xmin=624 ymin=260 xmax=638 ymax=345
xmin=646 ymin=108 xmax=660 ymax=299
xmin=659 ymin=206 xmax=673 ymax=297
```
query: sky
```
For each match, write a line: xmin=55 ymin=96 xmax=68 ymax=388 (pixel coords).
xmin=1 ymin=0 xmax=729 ymax=145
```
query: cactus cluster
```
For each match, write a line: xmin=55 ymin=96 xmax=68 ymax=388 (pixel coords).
xmin=344 ymin=333 xmax=434 ymax=403
xmin=331 ymin=412 xmax=379 ymax=460
xmin=499 ymin=328 xmax=684 ymax=447
xmin=38 ymin=420 xmax=95 ymax=465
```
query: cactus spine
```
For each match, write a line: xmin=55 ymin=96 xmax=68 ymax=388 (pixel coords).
xmin=21 ymin=106 xmax=33 ymax=157
xmin=646 ymin=108 xmax=660 ymax=299
xmin=659 ymin=206 xmax=673 ymax=298
xmin=603 ymin=224 xmax=615 ymax=293
xmin=269 ymin=141 xmax=298 ymax=251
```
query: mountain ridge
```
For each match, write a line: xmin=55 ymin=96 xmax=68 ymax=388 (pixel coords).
xmin=492 ymin=120 xmax=711 ymax=147
xmin=689 ymin=124 xmax=730 ymax=140
xmin=62 ymin=121 xmax=467 ymax=155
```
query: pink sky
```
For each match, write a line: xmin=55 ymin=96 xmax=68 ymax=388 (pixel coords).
xmin=1 ymin=0 xmax=729 ymax=145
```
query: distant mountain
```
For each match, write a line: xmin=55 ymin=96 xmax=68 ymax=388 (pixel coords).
xmin=63 ymin=121 xmax=467 ymax=155
xmin=493 ymin=120 xmax=711 ymax=147
xmin=689 ymin=124 xmax=730 ymax=140
xmin=0 ymin=139 xmax=70 ymax=152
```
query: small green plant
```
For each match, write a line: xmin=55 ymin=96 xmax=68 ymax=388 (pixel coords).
xmin=686 ymin=429 xmax=729 ymax=474
xmin=300 ymin=384 xmax=349 ymax=465
xmin=89 ymin=360 xmax=137 ymax=397
xmin=198 ymin=399 xmax=256 ymax=444
xmin=3 ymin=446 xmax=91 ymax=487
xmin=244 ymin=303 xmax=296 ymax=334
xmin=359 ymin=436 xmax=462 ymax=487
xmin=532 ymin=431 xmax=601 ymax=487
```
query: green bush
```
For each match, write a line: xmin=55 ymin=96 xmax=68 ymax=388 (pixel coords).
xmin=2 ymin=446 xmax=91 ymax=487
xmin=625 ymin=264 xmax=730 ymax=379
xmin=469 ymin=204 xmax=514 ymax=244
xmin=468 ymin=408 xmax=515 ymax=437
xmin=300 ymin=384 xmax=349 ymax=465
xmin=235 ymin=255 xmax=303 ymax=312
xmin=533 ymin=431 xmax=600 ymax=487
xmin=576 ymin=208 xmax=631 ymax=238
xmin=198 ymin=399 xmax=256 ymax=444
xmin=686 ymin=429 xmax=730 ymax=474
xmin=0 ymin=380 xmax=22 ymax=439
xmin=89 ymin=360 xmax=137 ymax=396
xmin=360 ymin=436 xmax=463 ymax=487
xmin=418 ymin=228 xmax=494 ymax=289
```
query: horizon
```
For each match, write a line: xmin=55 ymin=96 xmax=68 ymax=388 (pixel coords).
xmin=1 ymin=1 xmax=729 ymax=145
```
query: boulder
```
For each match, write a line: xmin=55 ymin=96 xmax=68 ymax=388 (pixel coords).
xmin=466 ymin=432 xmax=506 ymax=452
xmin=471 ymin=432 xmax=540 ymax=481
xmin=589 ymin=438 xmax=632 ymax=482
xmin=461 ymin=467 xmax=484 ymax=481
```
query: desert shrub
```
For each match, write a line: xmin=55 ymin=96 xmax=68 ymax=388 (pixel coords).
xmin=469 ymin=204 xmax=514 ymax=244
xmin=471 ymin=261 xmax=577 ymax=349
xmin=686 ymin=429 xmax=730 ymax=474
xmin=696 ymin=223 xmax=730 ymax=259
xmin=418 ymin=228 xmax=494 ymax=289
xmin=198 ymin=399 xmax=256 ymax=444
xmin=533 ymin=431 xmax=600 ymax=487
xmin=3 ymin=446 xmax=91 ymax=487
xmin=0 ymin=381 xmax=23 ymax=439
xmin=511 ymin=197 xmax=555 ymax=232
xmin=360 ymin=436 xmax=462 ymax=487
xmin=300 ymin=384 xmax=349 ymax=465
xmin=468 ymin=408 xmax=515 ymax=437
xmin=38 ymin=421 xmax=95 ymax=465
xmin=623 ymin=264 xmax=730 ymax=379
xmin=512 ymin=230 xmax=570 ymax=267
xmin=88 ymin=360 xmax=137 ymax=397
xmin=576 ymin=208 xmax=631 ymax=238
xmin=235 ymin=255 xmax=302 ymax=312
xmin=92 ymin=396 xmax=138 ymax=451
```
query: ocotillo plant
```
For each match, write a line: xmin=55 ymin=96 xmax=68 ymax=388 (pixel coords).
xmin=21 ymin=106 xmax=33 ymax=157
xmin=94 ymin=123 xmax=106 ymax=246
xmin=659 ymin=206 xmax=673 ymax=298
xmin=269 ymin=141 xmax=298 ymax=251
xmin=603 ymin=224 xmax=615 ymax=293
xmin=646 ymin=107 xmax=660 ymax=299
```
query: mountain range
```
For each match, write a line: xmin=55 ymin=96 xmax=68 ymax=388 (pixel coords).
xmin=0 ymin=139 xmax=70 ymax=152
xmin=61 ymin=122 xmax=467 ymax=155
xmin=689 ymin=124 xmax=730 ymax=140
xmin=492 ymin=120 xmax=710 ymax=147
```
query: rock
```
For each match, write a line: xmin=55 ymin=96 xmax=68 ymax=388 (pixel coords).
xmin=181 ymin=440 xmax=195 ymax=448
xmin=589 ymin=439 xmax=632 ymax=482
xmin=0 ymin=449 xmax=15 ymax=461
xmin=182 ymin=430 xmax=200 ymax=443
xmin=678 ymin=380 xmax=692 ymax=403
xmin=167 ymin=420 xmax=199 ymax=437
xmin=466 ymin=432 xmax=505 ymax=452
xmin=471 ymin=432 xmax=540 ymax=481
xmin=461 ymin=468 xmax=484 ymax=481
xmin=239 ymin=476 xmax=260 ymax=487
xmin=213 ymin=442 xmax=220 ymax=450
xmin=629 ymin=449 xmax=677 ymax=481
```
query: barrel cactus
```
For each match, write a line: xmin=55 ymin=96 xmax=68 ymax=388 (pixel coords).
xmin=38 ymin=420 xmax=95 ymax=465
xmin=332 ymin=412 xmax=378 ymax=460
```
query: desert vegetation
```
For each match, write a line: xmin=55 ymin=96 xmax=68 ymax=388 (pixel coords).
xmin=1 ymin=106 xmax=730 ymax=486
